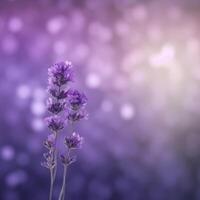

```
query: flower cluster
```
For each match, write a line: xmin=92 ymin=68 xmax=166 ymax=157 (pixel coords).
xmin=42 ymin=62 xmax=74 ymax=173
xmin=45 ymin=115 xmax=64 ymax=132
xmin=47 ymin=98 xmax=66 ymax=114
xmin=65 ymin=132 xmax=83 ymax=149
xmin=67 ymin=89 xmax=87 ymax=110
xmin=67 ymin=89 xmax=88 ymax=123
xmin=60 ymin=154 xmax=76 ymax=165
xmin=42 ymin=61 xmax=88 ymax=200
xmin=60 ymin=132 xmax=83 ymax=166
xmin=41 ymin=134 xmax=56 ymax=169
xmin=48 ymin=61 xmax=73 ymax=86
xmin=46 ymin=62 xmax=73 ymax=116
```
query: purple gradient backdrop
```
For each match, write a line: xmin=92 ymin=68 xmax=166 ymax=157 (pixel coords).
xmin=1 ymin=0 xmax=200 ymax=200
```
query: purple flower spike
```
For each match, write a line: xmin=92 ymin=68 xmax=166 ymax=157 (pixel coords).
xmin=67 ymin=89 xmax=87 ymax=110
xmin=45 ymin=116 xmax=64 ymax=132
xmin=48 ymin=61 xmax=73 ymax=86
xmin=65 ymin=132 xmax=83 ymax=149
xmin=47 ymin=98 xmax=66 ymax=114
xmin=43 ymin=134 xmax=56 ymax=149
xmin=41 ymin=151 xmax=55 ymax=169
xmin=48 ymin=86 xmax=68 ymax=100
xmin=43 ymin=61 xmax=88 ymax=200
xmin=60 ymin=154 xmax=76 ymax=165
xmin=67 ymin=110 xmax=88 ymax=122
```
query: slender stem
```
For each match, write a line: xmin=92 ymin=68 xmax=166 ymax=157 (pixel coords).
xmin=53 ymin=132 xmax=58 ymax=181
xmin=62 ymin=165 xmax=68 ymax=200
xmin=49 ymin=132 xmax=58 ymax=200
xmin=58 ymin=165 xmax=68 ymax=200
xmin=59 ymin=149 xmax=70 ymax=200
xmin=49 ymin=168 xmax=54 ymax=200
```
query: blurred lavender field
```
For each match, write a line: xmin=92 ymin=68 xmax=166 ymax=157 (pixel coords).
xmin=1 ymin=0 xmax=200 ymax=199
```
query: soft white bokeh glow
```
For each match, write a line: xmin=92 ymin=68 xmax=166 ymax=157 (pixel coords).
xmin=16 ymin=85 xmax=31 ymax=100
xmin=46 ymin=16 xmax=65 ymax=34
xmin=8 ymin=17 xmax=23 ymax=32
xmin=31 ymin=118 xmax=44 ymax=131
xmin=86 ymin=73 xmax=101 ymax=89
xmin=1 ymin=146 xmax=15 ymax=161
xmin=120 ymin=103 xmax=135 ymax=120
xmin=31 ymin=100 xmax=45 ymax=116
xmin=6 ymin=170 xmax=27 ymax=187
xmin=149 ymin=43 xmax=176 ymax=68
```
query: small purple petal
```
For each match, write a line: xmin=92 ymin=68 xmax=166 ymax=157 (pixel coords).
xmin=47 ymin=98 xmax=66 ymax=114
xmin=64 ymin=132 xmax=83 ymax=149
xmin=48 ymin=61 xmax=73 ymax=86
xmin=45 ymin=116 xmax=64 ymax=132
xmin=67 ymin=109 xmax=88 ymax=122
xmin=67 ymin=89 xmax=87 ymax=110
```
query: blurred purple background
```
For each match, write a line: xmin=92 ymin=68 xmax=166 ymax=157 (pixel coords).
xmin=1 ymin=0 xmax=200 ymax=199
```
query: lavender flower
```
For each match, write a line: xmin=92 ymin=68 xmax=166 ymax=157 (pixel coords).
xmin=60 ymin=154 xmax=76 ymax=165
xmin=67 ymin=89 xmax=87 ymax=110
xmin=66 ymin=89 xmax=88 ymax=123
xmin=67 ymin=110 xmax=88 ymax=122
xmin=65 ymin=132 xmax=83 ymax=149
xmin=43 ymin=134 xmax=56 ymax=150
xmin=48 ymin=86 xmax=68 ymax=99
xmin=48 ymin=61 xmax=73 ymax=86
xmin=42 ymin=134 xmax=56 ymax=169
xmin=43 ymin=61 xmax=88 ymax=200
xmin=45 ymin=116 xmax=64 ymax=132
xmin=47 ymin=98 xmax=66 ymax=114
xmin=41 ymin=151 xmax=55 ymax=169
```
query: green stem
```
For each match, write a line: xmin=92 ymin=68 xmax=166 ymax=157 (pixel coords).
xmin=58 ymin=165 xmax=68 ymax=200
xmin=53 ymin=150 xmax=57 ymax=181
xmin=49 ymin=169 xmax=54 ymax=200
xmin=53 ymin=132 xmax=58 ymax=181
